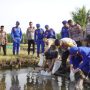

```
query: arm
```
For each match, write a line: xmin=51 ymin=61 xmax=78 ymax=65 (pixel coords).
xmin=20 ymin=28 xmax=22 ymax=41
xmin=5 ymin=32 xmax=8 ymax=44
xmin=53 ymin=30 xmax=56 ymax=39
xmin=69 ymin=29 xmax=72 ymax=38
xmin=11 ymin=27 xmax=14 ymax=40
xmin=61 ymin=28 xmax=63 ymax=38
xmin=26 ymin=29 xmax=28 ymax=40
xmin=69 ymin=56 xmax=74 ymax=70
xmin=77 ymin=24 xmax=83 ymax=40
xmin=34 ymin=30 xmax=37 ymax=42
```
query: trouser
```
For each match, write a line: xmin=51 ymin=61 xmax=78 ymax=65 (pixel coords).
xmin=13 ymin=42 xmax=20 ymax=55
xmin=37 ymin=40 xmax=45 ymax=56
xmin=0 ymin=45 xmax=6 ymax=55
xmin=28 ymin=39 xmax=35 ymax=55
xmin=76 ymin=41 xmax=82 ymax=46
xmin=61 ymin=50 xmax=69 ymax=70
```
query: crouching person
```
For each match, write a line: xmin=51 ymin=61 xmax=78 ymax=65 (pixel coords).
xmin=41 ymin=45 xmax=61 ymax=75
xmin=69 ymin=46 xmax=90 ymax=89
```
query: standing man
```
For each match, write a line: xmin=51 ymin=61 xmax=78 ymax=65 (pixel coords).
xmin=11 ymin=21 xmax=22 ymax=55
xmin=61 ymin=20 xmax=69 ymax=38
xmin=34 ymin=24 xmax=45 ymax=57
xmin=26 ymin=21 xmax=35 ymax=55
xmin=0 ymin=26 xmax=7 ymax=55
xmin=68 ymin=20 xmax=83 ymax=46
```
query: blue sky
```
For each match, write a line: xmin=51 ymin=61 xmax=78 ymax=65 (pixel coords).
xmin=0 ymin=0 xmax=90 ymax=33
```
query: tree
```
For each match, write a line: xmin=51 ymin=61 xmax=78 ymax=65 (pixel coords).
xmin=7 ymin=33 xmax=12 ymax=43
xmin=71 ymin=6 xmax=90 ymax=30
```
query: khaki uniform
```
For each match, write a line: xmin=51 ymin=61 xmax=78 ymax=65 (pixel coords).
xmin=0 ymin=31 xmax=7 ymax=45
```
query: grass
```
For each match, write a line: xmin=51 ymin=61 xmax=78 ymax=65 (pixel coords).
xmin=0 ymin=43 xmax=38 ymax=61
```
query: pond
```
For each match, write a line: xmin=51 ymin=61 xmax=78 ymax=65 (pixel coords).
xmin=0 ymin=68 xmax=90 ymax=90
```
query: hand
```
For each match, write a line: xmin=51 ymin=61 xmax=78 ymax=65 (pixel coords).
xmin=73 ymin=68 xmax=80 ymax=73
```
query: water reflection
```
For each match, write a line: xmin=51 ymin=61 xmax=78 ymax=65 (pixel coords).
xmin=0 ymin=74 xmax=6 ymax=90
xmin=10 ymin=75 xmax=21 ymax=90
xmin=0 ymin=68 xmax=89 ymax=90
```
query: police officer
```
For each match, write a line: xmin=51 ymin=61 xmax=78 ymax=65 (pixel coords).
xmin=44 ymin=25 xmax=56 ymax=39
xmin=34 ymin=24 xmax=45 ymax=57
xmin=69 ymin=46 xmax=90 ymax=78
xmin=61 ymin=20 xmax=69 ymax=38
xmin=11 ymin=21 xmax=22 ymax=55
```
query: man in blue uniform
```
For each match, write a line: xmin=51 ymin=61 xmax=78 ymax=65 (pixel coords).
xmin=44 ymin=25 xmax=56 ymax=39
xmin=61 ymin=20 xmax=69 ymax=38
xmin=34 ymin=24 xmax=45 ymax=57
xmin=11 ymin=21 xmax=22 ymax=55
xmin=69 ymin=46 xmax=90 ymax=78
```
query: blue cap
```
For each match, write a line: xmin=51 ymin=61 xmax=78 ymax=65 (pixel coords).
xmin=62 ymin=20 xmax=67 ymax=24
xmin=69 ymin=47 xmax=78 ymax=55
xmin=45 ymin=25 xmax=49 ymax=28
xmin=36 ymin=24 xmax=40 ymax=28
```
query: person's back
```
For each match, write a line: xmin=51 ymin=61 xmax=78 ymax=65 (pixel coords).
xmin=78 ymin=47 xmax=90 ymax=59
xmin=60 ymin=37 xmax=77 ymax=49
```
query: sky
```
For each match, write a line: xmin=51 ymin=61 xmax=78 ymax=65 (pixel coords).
xmin=0 ymin=0 xmax=90 ymax=33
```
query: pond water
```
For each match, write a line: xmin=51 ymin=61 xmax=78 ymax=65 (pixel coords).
xmin=0 ymin=68 xmax=90 ymax=90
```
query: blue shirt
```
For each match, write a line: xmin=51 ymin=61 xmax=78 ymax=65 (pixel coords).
xmin=11 ymin=27 xmax=22 ymax=41
xmin=61 ymin=27 xmax=69 ymax=38
xmin=44 ymin=29 xmax=56 ymax=39
xmin=78 ymin=47 xmax=90 ymax=72
xmin=34 ymin=28 xmax=44 ymax=41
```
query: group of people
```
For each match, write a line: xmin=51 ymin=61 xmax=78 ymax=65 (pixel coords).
xmin=0 ymin=21 xmax=56 ymax=56
xmin=0 ymin=18 xmax=90 ymax=81
xmin=36 ymin=18 xmax=90 ymax=88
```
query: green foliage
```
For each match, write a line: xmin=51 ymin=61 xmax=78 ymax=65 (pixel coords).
xmin=71 ymin=6 xmax=90 ymax=30
xmin=56 ymin=33 xmax=61 ymax=39
xmin=7 ymin=33 xmax=12 ymax=43
xmin=7 ymin=33 xmax=27 ymax=43
xmin=21 ymin=33 xmax=27 ymax=44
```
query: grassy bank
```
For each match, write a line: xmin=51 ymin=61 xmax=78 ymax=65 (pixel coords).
xmin=0 ymin=43 xmax=38 ymax=61
xmin=0 ymin=43 xmax=39 ymax=69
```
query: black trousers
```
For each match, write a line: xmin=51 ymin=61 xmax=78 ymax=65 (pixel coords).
xmin=61 ymin=50 xmax=69 ymax=70
xmin=28 ymin=39 xmax=35 ymax=55
xmin=0 ymin=45 xmax=6 ymax=55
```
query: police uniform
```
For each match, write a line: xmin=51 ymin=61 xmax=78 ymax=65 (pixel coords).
xmin=11 ymin=22 xmax=22 ymax=55
xmin=61 ymin=20 xmax=69 ymax=38
xmin=44 ymin=28 xmax=56 ymax=39
xmin=69 ymin=46 xmax=90 ymax=77
xmin=34 ymin=24 xmax=45 ymax=57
